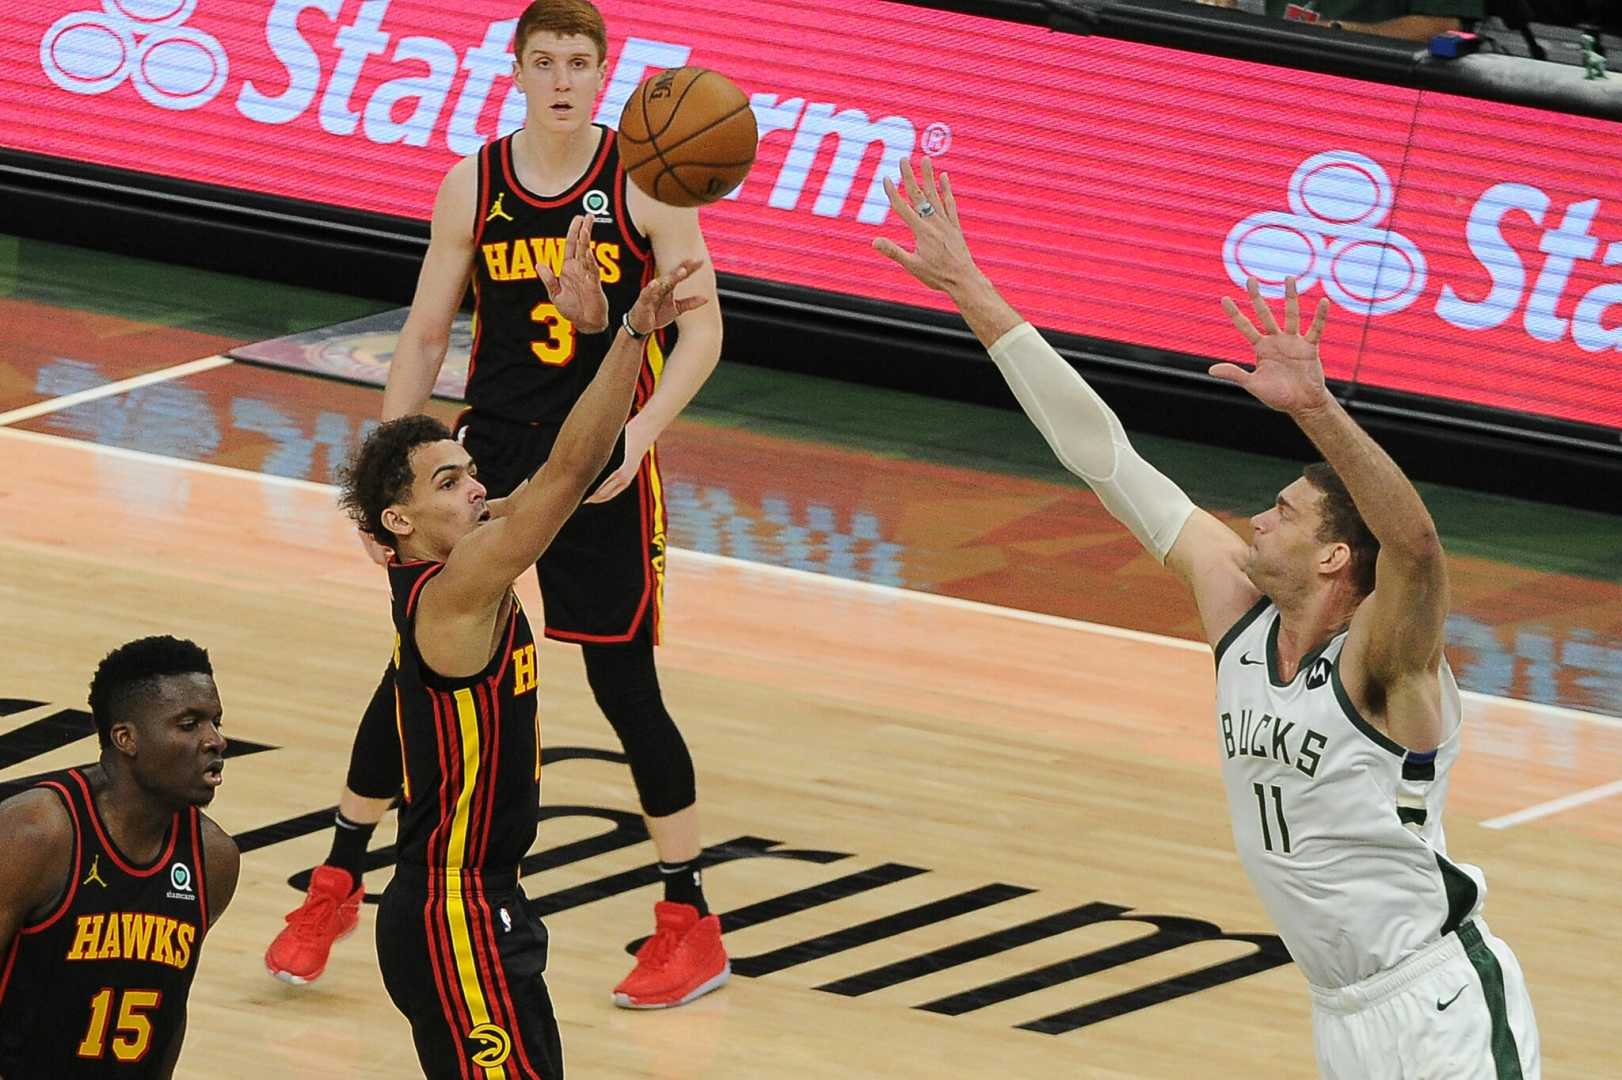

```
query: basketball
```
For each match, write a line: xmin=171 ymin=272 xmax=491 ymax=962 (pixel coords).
xmin=618 ymin=67 xmax=758 ymax=208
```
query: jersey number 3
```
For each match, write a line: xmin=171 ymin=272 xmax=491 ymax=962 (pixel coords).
xmin=530 ymin=302 xmax=577 ymax=367
xmin=78 ymin=987 xmax=160 ymax=1063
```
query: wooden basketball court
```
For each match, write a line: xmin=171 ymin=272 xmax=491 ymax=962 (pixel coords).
xmin=3 ymin=373 xmax=1620 ymax=1078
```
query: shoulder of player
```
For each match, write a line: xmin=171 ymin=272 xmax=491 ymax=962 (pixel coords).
xmin=1339 ymin=591 xmax=1443 ymax=686
xmin=197 ymin=812 xmax=240 ymax=924
xmin=1164 ymin=508 xmax=1262 ymax=651
xmin=625 ymin=181 xmax=702 ymax=243
xmin=441 ymin=148 xmax=482 ymax=184
xmin=433 ymin=154 xmax=482 ymax=235
xmin=1336 ymin=597 xmax=1449 ymax=750
xmin=0 ymin=787 xmax=74 ymax=904
xmin=0 ymin=786 xmax=73 ymax=845
xmin=197 ymin=811 xmax=238 ymax=862
xmin=413 ymin=557 xmax=508 ymax=647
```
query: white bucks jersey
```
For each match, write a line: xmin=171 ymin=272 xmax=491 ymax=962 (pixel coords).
xmin=1213 ymin=599 xmax=1485 ymax=989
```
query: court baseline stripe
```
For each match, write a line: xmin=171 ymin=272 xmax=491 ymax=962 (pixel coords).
xmin=0 ymin=355 xmax=233 ymax=427
xmin=668 ymin=550 xmax=1622 ymax=734
xmin=0 ymin=421 xmax=331 ymax=492
xmin=1480 ymin=778 xmax=1622 ymax=830
xmin=4 ymin=420 xmax=1619 ymax=757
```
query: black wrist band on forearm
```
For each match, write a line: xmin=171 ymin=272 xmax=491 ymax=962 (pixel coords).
xmin=621 ymin=311 xmax=649 ymax=340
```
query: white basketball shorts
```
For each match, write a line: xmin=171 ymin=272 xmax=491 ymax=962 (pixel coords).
xmin=1309 ymin=920 xmax=1539 ymax=1080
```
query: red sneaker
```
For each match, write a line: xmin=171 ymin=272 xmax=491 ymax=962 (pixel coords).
xmin=264 ymin=865 xmax=363 ymax=985
xmin=612 ymin=901 xmax=730 ymax=1009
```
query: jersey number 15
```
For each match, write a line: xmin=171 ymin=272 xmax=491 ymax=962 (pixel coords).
xmin=77 ymin=987 xmax=160 ymax=1063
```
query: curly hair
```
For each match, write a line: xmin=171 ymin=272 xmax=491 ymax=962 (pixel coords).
xmin=88 ymin=636 xmax=213 ymax=749
xmin=338 ymin=415 xmax=453 ymax=547
xmin=513 ymin=0 xmax=607 ymax=63
xmin=1302 ymin=461 xmax=1380 ymax=597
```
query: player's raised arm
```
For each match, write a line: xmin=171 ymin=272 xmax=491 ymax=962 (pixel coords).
xmin=1218 ymin=277 xmax=1449 ymax=748
xmin=431 ymin=259 xmax=708 ymax=613
xmin=585 ymin=196 xmax=722 ymax=505
xmin=873 ymin=158 xmax=1259 ymax=644
xmin=384 ymin=156 xmax=479 ymax=422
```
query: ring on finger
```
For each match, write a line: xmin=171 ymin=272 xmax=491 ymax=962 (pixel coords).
xmin=916 ymin=201 xmax=936 ymax=217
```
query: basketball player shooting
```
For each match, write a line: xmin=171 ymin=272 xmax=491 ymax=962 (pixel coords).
xmin=340 ymin=256 xmax=706 ymax=1079
xmin=268 ymin=0 xmax=733 ymax=1011
xmin=874 ymin=157 xmax=1540 ymax=1079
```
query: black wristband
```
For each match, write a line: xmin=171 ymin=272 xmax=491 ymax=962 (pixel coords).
xmin=622 ymin=311 xmax=650 ymax=340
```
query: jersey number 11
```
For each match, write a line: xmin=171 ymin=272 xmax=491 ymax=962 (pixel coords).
xmin=1252 ymin=782 xmax=1292 ymax=854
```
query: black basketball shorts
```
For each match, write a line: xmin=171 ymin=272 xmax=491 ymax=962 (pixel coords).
xmin=377 ymin=865 xmax=563 ymax=1080
xmin=457 ymin=410 xmax=667 ymax=645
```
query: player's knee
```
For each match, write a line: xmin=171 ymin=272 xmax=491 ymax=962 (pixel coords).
xmin=631 ymin=755 xmax=696 ymax=818
xmin=582 ymin=632 xmax=694 ymax=816
xmin=595 ymin=689 xmax=696 ymax=817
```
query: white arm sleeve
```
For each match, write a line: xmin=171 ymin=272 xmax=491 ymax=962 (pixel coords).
xmin=987 ymin=322 xmax=1196 ymax=563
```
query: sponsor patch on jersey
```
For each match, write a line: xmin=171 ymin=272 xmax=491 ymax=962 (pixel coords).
xmin=1306 ymin=657 xmax=1332 ymax=690
xmin=583 ymin=188 xmax=612 ymax=222
xmin=166 ymin=861 xmax=196 ymax=902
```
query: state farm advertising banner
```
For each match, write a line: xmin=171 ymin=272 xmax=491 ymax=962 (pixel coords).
xmin=6 ymin=0 xmax=1622 ymax=431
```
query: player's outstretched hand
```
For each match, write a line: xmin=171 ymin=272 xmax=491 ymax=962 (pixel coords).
xmin=872 ymin=155 xmax=979 ymax=293
xmin=625 ymin=258 xmax=708 ymax=336
xmin=1214 ymin=276 xmax=1334 ymax=416
xmin=537 ymin=213 xmax=609 ymax=334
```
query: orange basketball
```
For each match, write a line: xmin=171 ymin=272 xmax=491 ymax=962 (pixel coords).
xmin=618 ymin=67 xmax=758 ymax=208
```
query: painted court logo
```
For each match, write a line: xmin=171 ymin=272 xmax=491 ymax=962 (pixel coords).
xmin=41 ymin=0 xmax=227 ymax=110
xmin=1224 ymin=150 xmax=1427 ymax=316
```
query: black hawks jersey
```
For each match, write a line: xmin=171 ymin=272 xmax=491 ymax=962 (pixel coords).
xmin=468 ymin=125 xmax=667 ymax=426
xmin=0 ymin=769 xmax=209 ymax=1078
xmin=388 ymin=559 xmax=542 ymax=873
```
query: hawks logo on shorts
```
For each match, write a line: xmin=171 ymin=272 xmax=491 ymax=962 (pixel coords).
xmin=467 ymin=1022 xmax=512 ymax=1069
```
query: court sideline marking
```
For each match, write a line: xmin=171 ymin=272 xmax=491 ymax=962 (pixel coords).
xmin=2 ymin=422 xmax=1619 ymax=829
xmin=1480 ymin=779 xmax=1622 ymax=830
xmin=0 ymin=354 xmax=233 ymax=427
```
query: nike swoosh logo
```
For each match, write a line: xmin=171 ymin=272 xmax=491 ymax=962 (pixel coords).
xmin=1239 ymin=653 xmax=1264 ymax=666
xmin=1437 ymin=985 xmax=1467 ymax=1011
